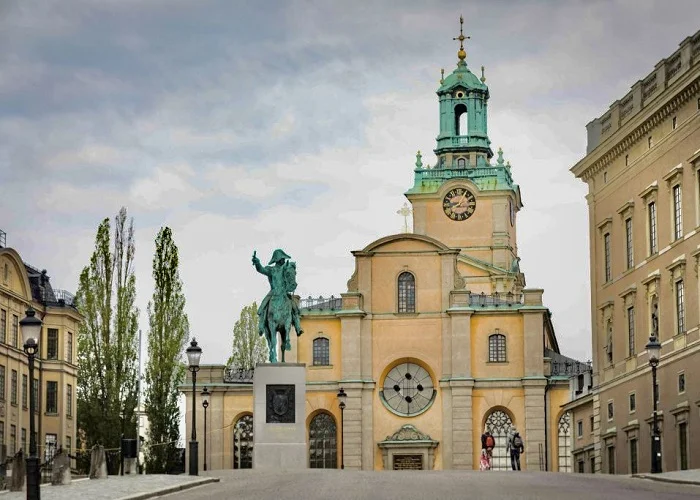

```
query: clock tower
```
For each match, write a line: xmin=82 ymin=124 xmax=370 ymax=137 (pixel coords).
xmin=405 ymin=17 xmax=523 ymax=294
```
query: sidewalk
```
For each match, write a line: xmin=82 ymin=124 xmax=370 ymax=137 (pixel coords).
xmin=633 ymin=469 xmax=700 ymax=486
xmin=1 ymin=474 xmax=219 ymax=500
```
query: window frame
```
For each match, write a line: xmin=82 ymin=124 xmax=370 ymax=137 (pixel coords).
xmin=66 ymin=332 xmax=73 ymax=364
xmin=629 ymin=438 xmax=638 ymax=474
xmin=627 ymin=306 xmax=636 ymax=356
xmin=46 ymin=380 xmax=58 ymax=414
xmin=66 ymin=383 xmax=73 ymax=418
xmin=673 ymin=184 xmax=683 ymax=241
xmin=22 ymin=374 xmax=27 ymax=409
xmin=678 ymin=371 xmax=686 ymax=394
xmin=0 ymin=365 xmax=5 ymax=401
xmin=607 ymin=400 xmax=614 ymax=421
xmin=603 ymin=232 xmax=612 ymax=282
xmin=312 ymin=337 xmax=330 ymax=367
xmin=628 ymin=392 xmax=636 ymax=414
xmin=0 ymin=309 xmax=6 ymax=344
xmin=487 ymin=332 xmax=507 ymax=363
xmin=10 ymin=315 xmax=18 ymax=348
xmin=648 ymin=201 xmax=658 ymax=255
xmin=675 ymin=279 xmax=685 ymax=335
xmin=10 ymin=370 xmax=17 ymax=406
xmin=47 ymin=328 xmax=59 ymax=360
xmin=397 ymin=271 xmax=416 ymax=314
xmin=625 ymin=218 xmax=634 ymax=270
xmin=577 ymin=419 xmax=583 ymax=438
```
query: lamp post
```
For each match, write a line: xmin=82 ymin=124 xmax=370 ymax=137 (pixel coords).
xmin=337 ymin=388 xmax=346 ymax=470
xmin=186 ymin=339 xmax=202 ymax=476
xmin=201 ymin=387 xmax=210 ymax=472
xmin=646 ymin=334 xmax=662 ymax=474
xmin=20 ymin=308 xmax=42 ymax=500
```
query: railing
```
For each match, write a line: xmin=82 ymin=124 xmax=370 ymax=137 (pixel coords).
xmin=550 ymin=360 xmax=592 ymax=377
xmin=468 ymin=292 xmax=523 ymax=307
xmin=299 ymin=295 xmax=342 ymax=311
xmin=39 ymin=288 xmax=76 ymax=308
xmin=223 ymin=367 xmax=254 ymax=384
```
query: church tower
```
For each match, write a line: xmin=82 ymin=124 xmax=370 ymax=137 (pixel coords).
xmin=405 ymin=16 xmax=523 ymax=294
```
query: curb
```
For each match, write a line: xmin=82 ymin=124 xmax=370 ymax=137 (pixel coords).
xmin=117 ymin=477 xmax=220 ymax=500
xmin=633 ymin=474 xmax=700 ymax=487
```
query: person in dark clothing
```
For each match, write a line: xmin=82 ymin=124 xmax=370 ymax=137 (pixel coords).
xmin=508 ymin=430 xmax=524 ymax=470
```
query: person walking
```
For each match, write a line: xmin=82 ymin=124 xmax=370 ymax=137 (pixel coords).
xmin=508 ymin=429 xmax=524 ymax=471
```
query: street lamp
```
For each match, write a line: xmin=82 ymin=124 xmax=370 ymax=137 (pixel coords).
xmin=646 ymin=334 xmax=662 ymax=474
xmin=337 ymin=387 xmax=346 ymax=470
xmin=20 ymin=308 xmax=42 ymax=500
xmin=186 ymin=338 xmax=202 ymax=476
xmin=201 ymin=387 xmax=210 ymax=472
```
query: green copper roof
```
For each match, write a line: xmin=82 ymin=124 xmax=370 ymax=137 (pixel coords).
xmin=438 ymin=61 xmax=487 ymax=94
xmin=406 ymin=164 xmax=518 ymax=195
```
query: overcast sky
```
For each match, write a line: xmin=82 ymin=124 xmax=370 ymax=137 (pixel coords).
xmin=2 ymin=1 xmax=699 ymax=367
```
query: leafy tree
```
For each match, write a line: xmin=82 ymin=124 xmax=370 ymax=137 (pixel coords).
xmin=227 ymin=302 xmax=267 ymax=369
xmin=76 ymin=207 xmax=139 ymax=473
xmin=144 ymin=227 xmax=189 ymax=473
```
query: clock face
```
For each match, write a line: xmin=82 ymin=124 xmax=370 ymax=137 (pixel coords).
xmin=509 ymin=198 xmax=515 ymax=226
xmin=380 ymin=362 xmax=435 ymax=417
xmin=443 ymin=187 xmax=476 ymax=221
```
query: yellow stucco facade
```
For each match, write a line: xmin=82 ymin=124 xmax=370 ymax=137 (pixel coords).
xmin=0 ymin=245 xmax=79 ymax=464
xmin=183 ymin=39 xmax=580 ymax=473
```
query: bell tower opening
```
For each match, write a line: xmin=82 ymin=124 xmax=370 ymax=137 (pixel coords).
xmin=455 ymin=104 xmax=468 ymax=136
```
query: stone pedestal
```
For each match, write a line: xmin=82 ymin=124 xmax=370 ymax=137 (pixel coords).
xmin=253 ymin=363 xmax=307 ymax=469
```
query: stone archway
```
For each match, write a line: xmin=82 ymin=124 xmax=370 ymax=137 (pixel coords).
xmin=558 ymin=412 xmax=572 ymax=472
xmin=308 ymin=412 xmax=337 ymax=469
xmin=484 ymin=409 xmax=513 ymax=471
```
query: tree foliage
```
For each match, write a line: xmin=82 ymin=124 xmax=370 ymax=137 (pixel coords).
xmin=76 ymin=207 xmax=139 ymax=473
xmin=227 ymin=302 xmax=267 ymax=369
xmin=143 ymin=227 xmax=190 ymax=473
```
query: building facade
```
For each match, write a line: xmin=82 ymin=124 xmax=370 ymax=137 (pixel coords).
xmin=568 ymin=30 xmax=700 ymax=474
xmin=0 ymin=232 xmax=80 ymax=465
xmin=183 ymin=27 xmax=581 ymax=472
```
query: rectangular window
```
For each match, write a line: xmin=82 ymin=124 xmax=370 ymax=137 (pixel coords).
xmin=21 ymin=428 xmax=26 ymax=454
xmin=679 ymin=422 xmax=688 ymax=470
xmin=629 ymin=393 xmax=636 ymax=413
xmin=625 ymin=218 xmax=634 ymax=269
xmin=604 ymin=233 xmax=612 ymax=282
xmin=627 ymin=306 xmax=635 ymax=356
xmin=66 ymin=332 xmax=73 ymax=363
xmin=630 ymin=438 xmax=638 ymax=474
xmin=47 ymin=329 xmax=58 ymax=360
xmin=66 ymin=384 xmax=72 ymax=417
xmin=590 ymin=415 xmax=594 ymax=433
xmin=33 ymin=379 xmax=39 ymax=414
xmin=607 ymin=401 xmax=614 ymax=421
xmin=678 ymin=372 xmax=686 ymax=394
xmin=46 ymin=381 xmax=57 ymax=414
xmin=0 ymin=309 xmax=6 ymax=344
xmin=675 ymin=280 xmax=685 ymax=334
xmin=10 ymin=315 xmax=18 ymax=347
xmin=577 ymin=420 xmax=583 ymax=438
xmin=607 ymin=446 xmax=615 ymax=474
xmin=10 ymin=425 xmax=16 ymax=455
xmin=22 ymin=374 xmax=27 ymax=409
xmin=672 ymin=116 xmax=677 ymax=129
xmin=673 ymin=185 xmax=683 ymax=240
xmin=0 ymin=365 xmax=5 ymax=401
xmin=10 ymin=370 xmax=17 ymax=406
xmin=312 ymin=338 xmax=330 ymax=366
xmin=648 ymin=202 xmax=658 ymax=254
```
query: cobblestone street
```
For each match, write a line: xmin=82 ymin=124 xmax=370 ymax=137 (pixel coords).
xmin=2 ymin=475 xmax=217 ymax=500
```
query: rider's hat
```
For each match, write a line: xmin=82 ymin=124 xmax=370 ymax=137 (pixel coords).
xmin=268 ymin=248 xmax=291 ymax=264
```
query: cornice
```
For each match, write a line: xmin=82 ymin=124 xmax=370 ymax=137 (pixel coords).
xmin=574 ymin=74 xmax=700 ymax=182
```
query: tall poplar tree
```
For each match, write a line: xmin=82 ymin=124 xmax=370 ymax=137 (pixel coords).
xmin=76 ymin=207 xmax=139 ymax=473
xmin=144 ymin=227 xmax=189 ymax=473
xmin=227 ymin=302 xmax=267 ymax=369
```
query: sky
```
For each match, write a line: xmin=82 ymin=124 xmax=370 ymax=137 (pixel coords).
xmin=2 ymin=0 xmax=699 ymax=368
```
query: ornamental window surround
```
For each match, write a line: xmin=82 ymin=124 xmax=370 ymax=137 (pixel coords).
xmin=617 ymin=201 xmax=635 ymax=271
xmin=600 ymin=301 xmax=614 ymax=366
xmin=619 ymin=285 xmax=636 ymax=357
xmin=666 ymin=257 xmax=686 ymax=335
xmin=663 ymin=165 xmax=684 ymax=242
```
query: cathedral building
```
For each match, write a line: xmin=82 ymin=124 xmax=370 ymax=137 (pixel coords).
xmin=183 ymin=21 xmax=583 ymax=472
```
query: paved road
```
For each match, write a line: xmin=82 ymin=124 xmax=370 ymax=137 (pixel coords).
xmin=161 ymin=469 xmax=700 ymax=500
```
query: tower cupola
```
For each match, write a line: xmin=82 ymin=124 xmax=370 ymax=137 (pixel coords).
xmin=434 ymin=16 xmax=492 ymax=168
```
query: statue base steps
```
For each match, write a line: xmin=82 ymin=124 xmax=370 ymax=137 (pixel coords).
xmin=253 ymin=363 xmax=307 ymax=469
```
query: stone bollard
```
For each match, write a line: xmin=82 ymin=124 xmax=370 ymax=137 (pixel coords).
xmin=9 ymin=450 xmax=25 ymax=492
xmin=51 ymin=447 xmax=71 ymax=485
xmin=89 ymin=445 xmax=107 ymax=479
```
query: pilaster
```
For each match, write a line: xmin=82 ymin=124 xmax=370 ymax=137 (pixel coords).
xmin=450 ymin=380 xmax=474 ymax=469
xmin=523 ymin=381 xmax=546 ymax=470
xmin=340 ymin=384 xmax=364 ymax=470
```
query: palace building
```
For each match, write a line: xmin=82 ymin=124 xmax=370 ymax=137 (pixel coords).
xmin=183 ymin=21 xmax=585 ymax=472
xmin=0 ymin=230 xmax=80 ymax=464
xmin=567 ymin=30 xmax=700 ymax=474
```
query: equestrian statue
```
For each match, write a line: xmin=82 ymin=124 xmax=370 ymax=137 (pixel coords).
xmin=252 ymin=249 xmax=303 ymax=362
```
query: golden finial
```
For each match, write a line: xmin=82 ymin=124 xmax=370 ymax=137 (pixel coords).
xmin=440 ymin=68 xmax=445 ymax=84
xmin=481 ymin=65 xmax=486 ymax=83
xmin=453 ymin=15 xmax=470 ymax=61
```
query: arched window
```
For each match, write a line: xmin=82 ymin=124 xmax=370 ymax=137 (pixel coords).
xmin=309 ymin=412 xmax=337 ymax=469
xmin=454 ymin=104 xmax=468 ymax=136
xmin=558 ymin=412 xmax=573 ymax=472
xmin=488 ymin=333 xmax=507 ymax=362
xmin=457 ymin=157 xmax=466 ymax=168
xmin=398 ymin=272 xmax=415 ymax=313
xmin=233 ymin=414 xmax=253 ymax=469
xmin=313 ymin=337 xmax=330 ymax=366
xmin=484 ymin=410 xmax=513 ymax=471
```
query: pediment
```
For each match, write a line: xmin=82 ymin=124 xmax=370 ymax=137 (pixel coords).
xmin=0 ymin=249 xmax=31 ymax=300
xmin=357 ymin=233 xmax=455 ymax=255
xmin=380 ymin=424 xmax=436 ymax=444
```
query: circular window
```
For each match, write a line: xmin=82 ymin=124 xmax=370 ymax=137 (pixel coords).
xmin=380 ymin=361 xmax=436 ymax=417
